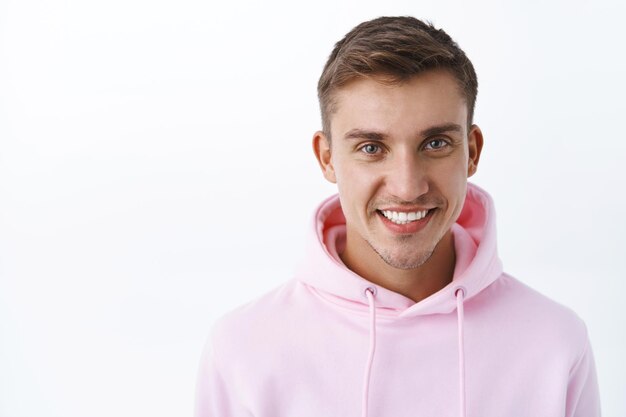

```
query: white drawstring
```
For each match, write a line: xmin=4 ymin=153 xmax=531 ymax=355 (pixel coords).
xmin=455 ymin=287 xmax=467 ymax=417
xmin=361 ymin=286 xmax=467 ymax=417
xmin=361 ymin=287 xmax=377 ymax=417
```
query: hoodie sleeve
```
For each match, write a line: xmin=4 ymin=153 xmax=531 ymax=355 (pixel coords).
xmin=565 ymin=334 xmax=601 ymax=417
xmin=194 ymin=335 xmax=249 ymax=417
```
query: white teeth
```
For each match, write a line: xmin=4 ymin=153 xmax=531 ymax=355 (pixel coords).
xmin=380 ymin=209 xmax=430 ymax=224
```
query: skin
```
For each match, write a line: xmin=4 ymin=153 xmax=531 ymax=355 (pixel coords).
xmin=313 ymin=69 xmax=483 ymax=303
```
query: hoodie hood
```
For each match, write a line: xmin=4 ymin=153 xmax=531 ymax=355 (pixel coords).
xmin=294 ymin=182 xmax=505 ymax=417
xmin=295 ymin=182 xmax=504 ymax=317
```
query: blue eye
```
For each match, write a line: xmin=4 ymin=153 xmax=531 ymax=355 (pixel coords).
xmin=425 ymin=138 xmax=448 ymax=150
xmin=361 ymin=144 xmax=380 ymax=154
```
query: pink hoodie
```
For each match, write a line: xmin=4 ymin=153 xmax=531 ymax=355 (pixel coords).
xmin=195 ymin=182 xmax=601 ymax=417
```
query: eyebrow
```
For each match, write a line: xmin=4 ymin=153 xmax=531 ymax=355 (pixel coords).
xmin=343 ymin=123 xmax=463 ymax=141
xmin=420 ymin=123 xmax=463 ymax=138
xmin=343 ymin=129 xmax=388 ymax=141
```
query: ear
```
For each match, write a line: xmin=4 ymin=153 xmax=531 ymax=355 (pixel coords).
xmin=467 ymin=124 xmax=484 ymax=177
xmin=312 ymin=131 xmax=337 ymax=183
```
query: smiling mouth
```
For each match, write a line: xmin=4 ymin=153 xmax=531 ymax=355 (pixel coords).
xmin=376 ymin=208 xmax=434 ymax=225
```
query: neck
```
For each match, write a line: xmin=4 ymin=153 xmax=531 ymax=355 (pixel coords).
xmin=340 ymin=229 xmax=456 ymax=303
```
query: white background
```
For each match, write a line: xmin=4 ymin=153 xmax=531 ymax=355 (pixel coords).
xmin=1 ymin=0 xmax=625 ymax=416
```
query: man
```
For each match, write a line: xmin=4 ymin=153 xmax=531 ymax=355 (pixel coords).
xmin=195 ymin=16 xmax=601 ymax=417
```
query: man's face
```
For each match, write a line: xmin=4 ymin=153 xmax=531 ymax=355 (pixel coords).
xmin=313 ymin=69 xmax=483 ymax=270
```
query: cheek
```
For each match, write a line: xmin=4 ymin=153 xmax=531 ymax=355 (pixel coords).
xmin=338 ymin=165 xmax=379 ymax=193
xmin=428 ymin=157 xmax=468 ymax=201
xmin=335 ymin=161 xmax=381 ymax=213
xmin=334 ymin=154 xmax=365 ymax=186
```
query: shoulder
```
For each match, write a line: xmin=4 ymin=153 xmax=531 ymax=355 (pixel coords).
xmin=473 ymin=272 xmax=590 ymax=355
xmin=207 ymin=278 xmax=311 ymax=356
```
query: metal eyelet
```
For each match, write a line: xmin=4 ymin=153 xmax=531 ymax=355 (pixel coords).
xmin=364 ymin=286 xmax=377 ymax=297
xmin=454 ymin=286 xmax=466 ymax=298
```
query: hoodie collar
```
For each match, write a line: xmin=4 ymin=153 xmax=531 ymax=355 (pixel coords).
xmin=295 ymin=182 xmax=503 ymax=318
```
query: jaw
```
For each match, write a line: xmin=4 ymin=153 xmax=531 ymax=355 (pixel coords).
xmin=341 ymin=206 xmax=458 ymax=299
xmin=368 ymin=207 xmax=453 ymax=267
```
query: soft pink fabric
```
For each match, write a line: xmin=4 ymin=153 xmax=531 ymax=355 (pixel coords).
xmin=195 ymin=182 xmax=601 ymax=417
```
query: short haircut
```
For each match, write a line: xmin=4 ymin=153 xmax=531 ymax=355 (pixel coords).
xmin=317 ymin=16 xmax=478 ymax=138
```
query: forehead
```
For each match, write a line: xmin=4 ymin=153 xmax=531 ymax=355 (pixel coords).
xmin=330 ymin=70 xmax=468 ymax=136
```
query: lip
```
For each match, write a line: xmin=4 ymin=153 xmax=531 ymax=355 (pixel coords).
xmin=377 ymin=206 xmax=435 ymax=212
xmin=377 ymin=208 xmax=435 ymax=234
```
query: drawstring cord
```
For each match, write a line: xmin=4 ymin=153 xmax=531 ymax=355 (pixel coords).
xmin=361 ymin=286 xmax=467 ymax=417
xmin=362 ymin=287 xmax=377 ymax=417
xmin=455 ymin=286 xmax=467 ymax=417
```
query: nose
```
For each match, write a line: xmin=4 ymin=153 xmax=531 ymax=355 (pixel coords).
xmin=385 ymin=149 xmax=429 ymax=202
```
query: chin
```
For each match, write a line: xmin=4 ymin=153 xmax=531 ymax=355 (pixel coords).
xmin=369 ymin=243 xmax=435 ymax=270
